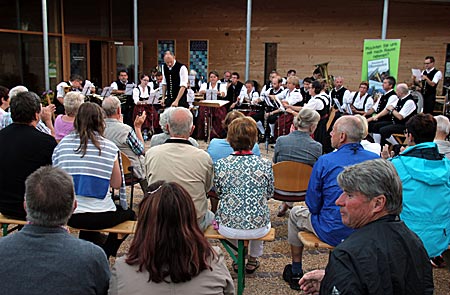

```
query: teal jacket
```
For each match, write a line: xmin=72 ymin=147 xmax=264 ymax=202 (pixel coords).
xmin=391 ymin=142 xmax=450 ymax=257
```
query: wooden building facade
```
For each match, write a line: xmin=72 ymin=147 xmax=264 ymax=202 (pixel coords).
xmin=0 ymin=0 xmax=449 ymax=94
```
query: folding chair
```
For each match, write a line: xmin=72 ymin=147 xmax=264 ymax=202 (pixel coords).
xmin=272 ymin=161 xmax=312 ymax=202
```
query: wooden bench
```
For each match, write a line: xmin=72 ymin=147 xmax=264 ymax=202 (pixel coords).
xmin=0 ymin=214 xmax=27 ymax=236
xmin=72 ymin=220 xmax=137 ymax=239
xmin=298 ymin=231 xmax=334 ymax=250
xmin=204 ymin=225 xmax=276 ymax=295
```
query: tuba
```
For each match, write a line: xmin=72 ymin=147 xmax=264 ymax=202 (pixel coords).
xmin=314 ymin=62 xmax=334 ymax=91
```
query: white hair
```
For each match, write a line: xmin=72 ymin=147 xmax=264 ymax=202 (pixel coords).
xmin=9 ymin=85 xmax=28 ymax=99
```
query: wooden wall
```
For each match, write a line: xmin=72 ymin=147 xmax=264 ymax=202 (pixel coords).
xmin=138 ymin=0 xmax=450 ymax=92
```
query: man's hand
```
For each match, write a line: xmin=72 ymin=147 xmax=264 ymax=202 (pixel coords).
xmin=381 ymin=144 xmax=393 ymax=159
xmin=299 ymin=269 xmax=325 ymax=295
xmin=134 ymin=111 xmax=146 ymax=129
xmin=230 ymin=102 xmax=237 ymax=109
xmin=171 ymin=101 xmax=179 ymax=107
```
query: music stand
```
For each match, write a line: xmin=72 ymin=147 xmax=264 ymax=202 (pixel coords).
xmin=194 ymin=99 xmax=229 ymax=142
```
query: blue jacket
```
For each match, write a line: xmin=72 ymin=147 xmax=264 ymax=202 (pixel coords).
xmin=391 ymin=142 xmax=450 ymax=257
xmin=306 ymin=143 xmax=379 ymax=246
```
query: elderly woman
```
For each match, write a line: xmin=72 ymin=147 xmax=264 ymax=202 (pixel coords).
xmin=434 ymin=115 xmax=450 ymax=158
xmin=109 ymin=181 xmax=234 ymax=295
xmin=54 ymin=91 xmax=84 ymax=140
xmin=207 ymin=111 xmax=260 ymax=164
xmin=52 ymin=102 xmax=135 ymax=258
xmin=274 ymin=108 xmax=322 ymax=216
xmin=214 ymin=117 xmax=273 ymax=273
xmin=150 ymin=107 xmax=199 ymax=148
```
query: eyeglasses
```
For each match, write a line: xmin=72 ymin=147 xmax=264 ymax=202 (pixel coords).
xmin=142 ymin=79 xmax=149 ymax=82
xmin=424 ymin=62 xmax=432 ymax=65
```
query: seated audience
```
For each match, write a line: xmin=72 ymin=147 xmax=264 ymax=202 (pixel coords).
xmin=391 ymin=113 xmax=450 ymax=268
xmin=0 ymin=91 xmax=57 ymax=219
xmin=145 ymin=107 xmax=213 ymax=231
xmin=299 ymin=159 xmax=433 ymax=294
xmin=54 ymin=91 xmax=84 ymax=140
xmin=207 ymin=111 xmax=260 ymax=164
xmin=355 ymin=114 xmax=381 ymax=155
xmin=283 ymin=115 xmax=379 ymax=290
xmin=214 ymin=117 xmax=273 ymax=273
xmin=109 ymin=181 xmax=234 ymax=295
xmin=0 ymin=85 xmax=10 ymax=130
xmin=53 ymin=102 xmax=135 ymax=258
xmin=434 ymin=115 xmax=450 ymax=158
xmin=150 ymin=107 xmax=199 ymax=148
xmin=102 ymin=95 xmax=148 ymax=191
xmin=0 ymin=166 xmax=110 ymax=294
xmin=274 ymin=108 xmax=322 ymax=217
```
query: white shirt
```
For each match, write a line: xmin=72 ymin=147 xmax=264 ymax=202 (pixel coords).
xmin=132 ymin=85 xmax=156 ymax=104
xmin=187 ymin=88 xmax=195 ymax=107
xmin=275 ymin=88 xmax=303 ymax=105
xmin=161 ymin=60 xmax=188 ymax=88
xmin=303 ymin=93 xmax=330 ymax=111
xmin=110 ymin=80 xmax=128 ymax=91
xmin=371 ymin=89 xmax=398 ymax=112
xmin=422 ymin=67 xmax=443 ymax=84
xmin=393 ymin=93 xmax=417 ymax=118
xmin=56 ymin=81 xmax=70 ymax=98
xmin=199 ymin=82 xmax=227 ymax=100
xmin=349 ymin=92 xmax=374 ymax=112
xmin=238 ymin=87 xmax=259 ymax=104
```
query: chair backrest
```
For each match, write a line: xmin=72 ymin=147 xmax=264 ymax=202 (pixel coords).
xmin=326 ymin=108 xmax=337 ymax=131
xmin=273 ymin=161 xmax=312 ymax=192
xmin=120 ymin=152 xmax=133 ymax=175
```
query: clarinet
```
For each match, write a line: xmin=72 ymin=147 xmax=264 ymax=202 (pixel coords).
xmin=204 ymin=105 xmax=208 ymax=141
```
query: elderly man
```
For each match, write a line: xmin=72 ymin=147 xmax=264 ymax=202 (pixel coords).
xmin=0 ymin=166 xmax=110 ymax=294
xmin=161 ymin=51 xmax=189 ymax=108
xmin=391 ymin=113 xmax=450 ymax=268
xmin=330 ymin=76 xmax=351 ymax=112
xmin=144 ymin=107 xmax=213 ymax=230
xmin=102 ymin=95 xmax=148 ymax=190
xmin=299 ymin=159 xmax=433 ymax=294
xmin=283 ymin=115 xmax=379 ymax=290
xmin=0 ymin=91 xmax=57 ymax=219
xmin=375 ymin=83 xmax=417 ymax=145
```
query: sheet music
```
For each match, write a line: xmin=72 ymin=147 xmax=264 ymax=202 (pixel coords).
xmin=196 ymin=99 xmax=229 ymax=107
xmin=411 ymin=68 xmax=422 ymax=80
xmin=125 ymin=84 xmax=134 ymax=95
xmin=333 ymin=98 xmax=345 ymax=113
xmin=345 ymin=104 xmax=353 ymax=115
xmin=262 ymin=93 xmax=285 ymax=111
xmin=81 ymin=81 xmax=92 ymax=95
xmin=188 ymin=75 xmax=196 ymax=87
xmin=205 ymin=89 xmax=218 ymax=100
xmin=101 ymin=87 xmax=112 ymax=97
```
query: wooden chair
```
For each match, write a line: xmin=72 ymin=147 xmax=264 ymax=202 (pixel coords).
xmin=298 ymin=231 xmax=334 ymax=250
xmin=112 ymin=152 xmax=141 ymax=209
xmin=326 ymin=108 xmax=337 ymax=132
xmin=272 ymin=161 xmax=312 ymax=202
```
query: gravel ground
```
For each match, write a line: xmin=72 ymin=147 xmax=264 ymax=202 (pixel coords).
xmin=107 ymin=141 xmax=450 ymax=294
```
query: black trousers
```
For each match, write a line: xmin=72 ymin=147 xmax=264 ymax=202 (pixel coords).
xmin=379 ymin=123 xmax=406 ymax=146
xmin=423 ymin=94 xmax=436 ymax=114
xmin=251 ymin=110 xmax=279 ymax=136
xmin=68 ymin=206 xmax=135 ymax=257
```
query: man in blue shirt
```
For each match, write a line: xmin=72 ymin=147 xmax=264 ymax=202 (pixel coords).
xmin=283 ymin=115 xmax=379 ymax=290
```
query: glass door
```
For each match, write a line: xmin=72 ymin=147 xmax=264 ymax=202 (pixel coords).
xmin=64 ymin=37 xmax=90 ymax=81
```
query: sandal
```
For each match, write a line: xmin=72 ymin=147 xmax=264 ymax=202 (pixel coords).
xmin=245 ymin=259 xmax=260 ymax=274
xmin=277 ymin=203 xmax=293 ymax=217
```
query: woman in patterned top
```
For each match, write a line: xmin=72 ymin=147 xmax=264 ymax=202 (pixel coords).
xmin=213 ymin=117 xmax=273 ymax=273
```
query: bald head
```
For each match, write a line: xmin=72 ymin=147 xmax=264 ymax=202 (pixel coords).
xmin=396 ymin=83 xmax=409 ymax=98
xmin=164 ymin=51 xmax=175 ymax=68
xmin=167 ymin=107 xmax=193 ymax=138
xmin=102 ymin=96 xmax=121 ymax=117
xmin=332 ymin=116 xmax=365 ymax=148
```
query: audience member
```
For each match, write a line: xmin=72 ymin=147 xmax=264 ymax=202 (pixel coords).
xmin=109 ymin=181 xmax=234 ymax=295
xmin=145 ymin=107 xmax=213 ymax=230
xmin=434 ymin=115 xmax=450 ymax=158
xmin=102 ymin=95 xmax=148 ymax=191
xmin=54 ymin=91 xmax=84 ymax=140
xmin=354 ymin=114 xmax=381 ymax=155
xmin=149 ymin=107 xmax=199 ymax=148
xmin=391 ymin=113 xmax=450 ymax=268
xmin=283 ymin=115 xmax=379 ymax=290
xmin=207 ymin=111 xmax=260 ymax=163
xmin=53 ymin=102 xmax=135 ymax=258
xmin=274 ymin=108 xmax=322 ymax=217
xmin=299 ymin=159 xmax=433 ymax=294
xmin=0 ymin=166 xmax=110 ymax=295
xmin=0 ymin=85 xmax=10 ymax=130
xmin=0 ymin=91 xmax=57 ymax=219
xmin=214 ymin=117 xmax=273 ymax=273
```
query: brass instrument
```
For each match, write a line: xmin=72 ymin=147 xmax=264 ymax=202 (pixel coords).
xmin=314 ymin=62 xmax=334 ymax=91
xmin=63 ymin=86 xmax=72 ymax=93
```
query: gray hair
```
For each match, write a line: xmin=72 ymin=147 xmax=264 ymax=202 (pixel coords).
xmin=167 ymin=107 xmax=193 ymax=137
xmin=9 ymin=85 xmax=28 ymax=99
xmin=63 ymin=91 xmax=85 ymax=116
xmin=25 ymin=166 xmax=75 ymax=227
xmin=102 ymin=95 xmax=121 ymax=117
xmin=396 ymin=83 xmax=409 ymax=97
xmin=159 ymin=107 xmax=176 ymax=134
xmin=434 ymin=115 xmax=450 ymax=136
xmin=354 ymin=114 xmax=369 ymax=138
xmin=337 ymin=159 xmax=402 ymax=215
xmin=335 ymin=115 xmax=364 ymax=142
xmin=293 ymin=108 xmax=320 ymax=130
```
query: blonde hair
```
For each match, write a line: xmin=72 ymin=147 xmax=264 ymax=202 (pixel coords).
xmin=64 ymin=91 xmax=85 ymax=116
xmin=286 ymin=76 xmax=300 ymax=87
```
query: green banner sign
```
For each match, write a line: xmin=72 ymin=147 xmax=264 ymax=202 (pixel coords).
xmin=361 ymin=39 xmax=401 ymax=94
